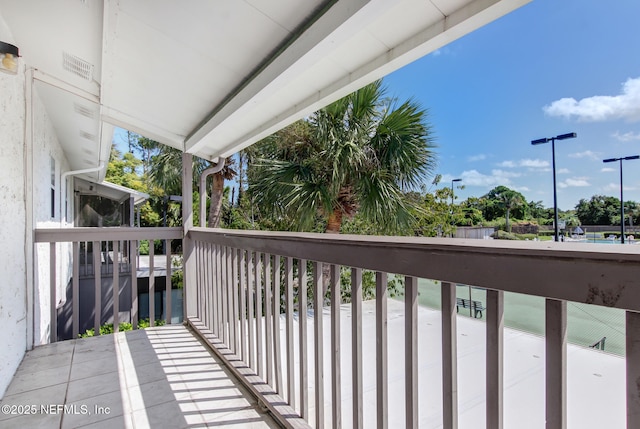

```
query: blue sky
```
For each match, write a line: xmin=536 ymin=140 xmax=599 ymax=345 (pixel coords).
xmin=384 ymin=0 xmax=640 ymax=210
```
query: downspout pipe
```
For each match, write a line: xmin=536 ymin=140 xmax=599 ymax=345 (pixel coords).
xmin=199 ymin=158 xmax=225 ymax=227
xmin=60 ymin=163 xmax=105 ymax=226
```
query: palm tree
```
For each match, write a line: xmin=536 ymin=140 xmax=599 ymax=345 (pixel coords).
xmin=149 ymin=145 xmax=236 ymax=227
xmin=250 ymin=80 xmax=437 ymax=234
xmin=496 ymin=190 xmax=524 ymax=233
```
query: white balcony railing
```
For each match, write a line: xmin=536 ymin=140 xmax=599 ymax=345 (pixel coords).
xmin=35 ymin=226 xmax=640 ymax=428
xmin=34 ymin=227 xmax=183 ymax=341
xmin=185 ymin=228 xmax=640 ymax=429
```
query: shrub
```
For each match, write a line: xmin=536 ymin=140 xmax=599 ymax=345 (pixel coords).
xmin=80 ymin=318 xmax=166 ymax=338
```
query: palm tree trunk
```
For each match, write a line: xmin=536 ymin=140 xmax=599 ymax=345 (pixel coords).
xmin=326 ymin=209 xmax=343 ymax=234
xmin=208 ymin=173 xmax=225 ymax=227
xmin=506 ymin=209 xmax=511 ymax=233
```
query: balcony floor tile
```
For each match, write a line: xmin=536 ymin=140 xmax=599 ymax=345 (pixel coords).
xmin=0 ymin=325 xmax=279 ymax=428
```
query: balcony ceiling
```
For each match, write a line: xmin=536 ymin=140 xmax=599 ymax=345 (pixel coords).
xmin=0 ymin=0 xmax=528 ymax=180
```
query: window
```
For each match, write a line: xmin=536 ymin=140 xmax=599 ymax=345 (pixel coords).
xmin=50 ymin=157 xmax=56 ymax=219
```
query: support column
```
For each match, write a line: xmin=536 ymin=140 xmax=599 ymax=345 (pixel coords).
xmin=182 ymin=153 xmax=196 ymax=319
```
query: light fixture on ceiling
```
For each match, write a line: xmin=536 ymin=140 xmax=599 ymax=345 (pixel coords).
xmin=0 ymin=41 xmax=19 ymax=75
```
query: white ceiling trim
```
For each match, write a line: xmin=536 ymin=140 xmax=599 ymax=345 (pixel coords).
xmin=192 ymin=0 xmax=531 ymax=159
xmin=184 ymin=0 xmax=372 ymax=156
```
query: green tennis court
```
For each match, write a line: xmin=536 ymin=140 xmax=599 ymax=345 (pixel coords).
xmin=412 ymin=279 xmax=625 ymax=356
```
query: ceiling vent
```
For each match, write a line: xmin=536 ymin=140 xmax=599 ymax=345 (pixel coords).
xmin=63 ymin=52 xmax=94 ymax=81
xmin=74 ymin=103 xmax=95 ymax=118
xmin=79 ymin=130 xmax=96 ymax=141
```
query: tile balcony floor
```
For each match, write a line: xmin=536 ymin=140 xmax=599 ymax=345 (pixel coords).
xmin=0 ymin=325 xmax=280 ymax=429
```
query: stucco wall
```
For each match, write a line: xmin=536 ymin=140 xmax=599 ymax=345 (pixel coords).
xmin=0 ymin=15 xmax=72 ymax=397
xmin=32 ymin=85 xmax=71 ymax=347
xmin=0 ymin=18 xmax=26 ymax=398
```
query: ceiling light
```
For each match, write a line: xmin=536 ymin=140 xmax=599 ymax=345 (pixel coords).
xmin=0 ymin=41 xmax=19 ymax=75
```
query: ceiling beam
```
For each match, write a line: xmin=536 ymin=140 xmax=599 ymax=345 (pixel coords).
xmin=186 ymin=0 xmax=530 ymax=159
xmin=184 ymin=0 xmax=372 ymax=155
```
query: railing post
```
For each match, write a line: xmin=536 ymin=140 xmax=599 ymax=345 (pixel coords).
xmin=113 ymin=241 xmax=120 ymax=333
xmin=313 ymin=260 xmax=325 ymax=429
xmin=545 ymin=298 xmax=567 ymax=429
xmin=376 ymin=272 xmax=388 ymax=429
xmin=182 ymin=152 xmax=196 ymax=319
xmin=405 ymin=276 xmax=418 ymax=429
xmin=285 ymin=256 xmax=295 ymax=407
xmin=352 ymin=267 xmax=363 ymax=429
xmin=93 ymin=241 xmax=101 ymax=334
xmin=131 ymin=241 xmax=138 ymax=330
xmin=49 ymin=242 xmax=57 ymax=343
xmin=627 ymin=311 xmax=640 ymax=428
xmin=149 ymin=242 xmax=155 ymax=326
xmin=72 ymin=242 xmax=80 ymax=338
xmin=331 ymin=264 xmax=341 ymax=429
xmin=486 ymin=289 xmax=504 ymax=429
xmin=299 ymin=259 xmax=309 ymax=420
xmin=441 ymin=281 xmax=458 ymax=429
xmin=165 ymin=240 xmax=172 ymax=324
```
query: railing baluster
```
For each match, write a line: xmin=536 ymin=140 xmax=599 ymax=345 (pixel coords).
xmin=240 ymin=249 xmax=247 ymax=362
xmin=273 ymin=255 xmax=283 ymax=394
xmin=149 ymin=241 xmax=155 ymax=326
xmin=227 ymin=246 xmax=235 ymax=349
xmin=131 ymin=240 xmax=138 ymax=330
xmin=627 ymin=311 xmax=640 ymax=428
xmin=215 ymin=244 xmax=222 ymax=337
xmin=248 ymin=251 xmax=256 ymax=370
xmin=93 ymin=241 xmax=101 ymax=335
xmin=545 ymin=298 xmax=567 ymax=429
xmin=486 ymin=289 xmax=504 ymax=429
xmin=313 ymin=260 xmax=324 ymax=429
xmin=113 ymin=241 xmax=120 ymax=333
xmin=441 ymin=281 xmax=458 ymax=429
xmin=285 ymin=256 xmax=295 ymax=407
xmin=49 ymin=242 xmax=57 ymax=343
xmin=331 ymin=264 xmax=342 ymax=429
xmin=209 ymin=243 xmax=215 ymax=332
xmin=352 ymin=267 xmax=363 ymax=429
xmin=166 ymin=240 xmax=172 ymax=324
xmin=256 ymin=252 xmax=264 ymax=378
xmin=405 ymin=275 xmax=418 ymax=428
xmin=232 ymin=248 xmax=239 ymax=354
xmin=299 ymin=259 xmax=309 ymax=420
xmin=265 ymin=254 xmax=274 ymax=386
xmin=221 ymin=246 xmax=228 ymax=345
xmin=72 ymin=241 xmax=80 ymax=338
xmin=376 ymin=272 xmax=388 ymax=429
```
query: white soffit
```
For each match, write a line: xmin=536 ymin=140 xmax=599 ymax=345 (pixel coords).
xmin=183 ymin=0 xmax=531 ymax=159
xmin=0 ymin=0 xmax=529 ymax=170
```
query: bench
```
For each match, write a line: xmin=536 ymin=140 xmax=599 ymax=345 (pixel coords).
xmin=456 ymin=298 xmax=485 ymax=318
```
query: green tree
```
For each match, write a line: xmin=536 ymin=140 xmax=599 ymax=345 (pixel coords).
xmin=575 ymin=195 xmax=620 ymax=225
xmin=148 ymin=144 xmax=236 ymax=227
xmin=250 ymin=80 xmax=437 ymax=234
xmin=494 ymin=188 xmax=524 ymax=233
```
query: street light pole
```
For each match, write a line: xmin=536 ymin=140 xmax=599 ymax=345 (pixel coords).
xmin=451 ymin=178 xmax=461 ymax=237
xmin=603 ymin=155 xmax=639 ymax=244
xmin=531 ymin=132 xmax=577 ymax=242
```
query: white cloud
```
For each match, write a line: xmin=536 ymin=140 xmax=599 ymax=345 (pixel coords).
xmin=467 ymin=154 xmax=487 ymax=162
xmin=520 ymin=159 xmax=549 ymax=168
xmin=456 ymin=169 xmax=520 ymax=187
xmin=497 ymin=158 xmax=549 ymax=169
xmin=513 ymin=186 xmax=530 ymax=192
xmin=568 ymin=150 xmax=600 ymax=160
xmin=603 ymin=182 xmax=637 ymax=192
xmin=601 ymin=167 xmax=617 ymax=172
xmin=613 ymin=131 xmax=640 ymax=142
xmin=557 ymin=168 xmax=570 ymax=174
xmin=543 ymin=77 xmax=640 ymax=122
xmin=558 ymin=177 xmax=591 ymax=188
